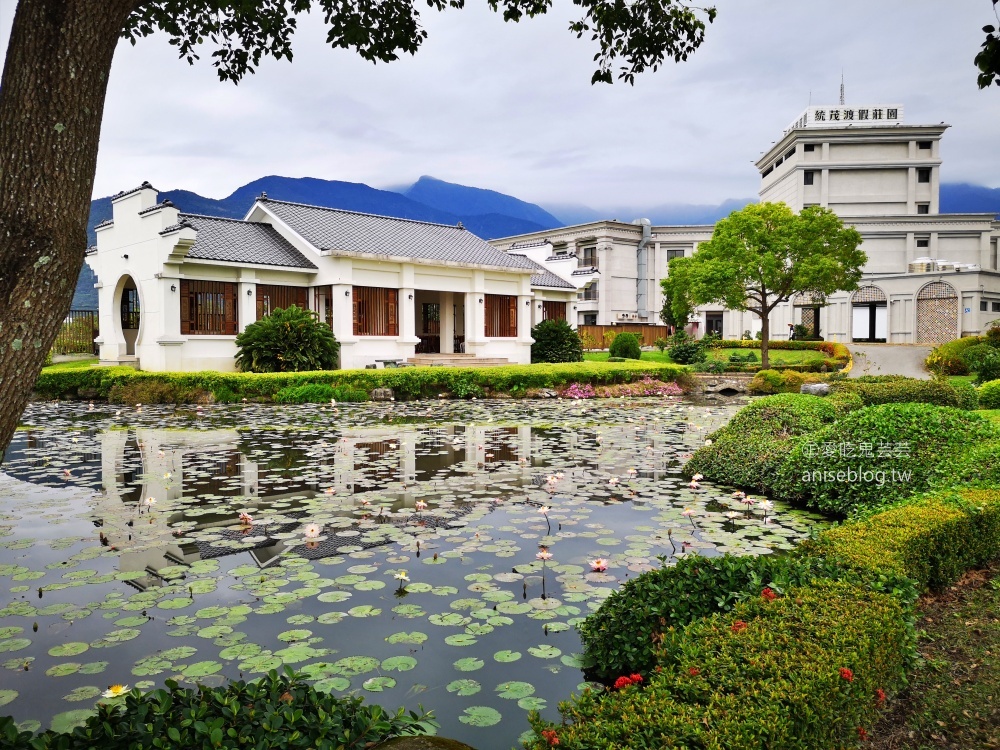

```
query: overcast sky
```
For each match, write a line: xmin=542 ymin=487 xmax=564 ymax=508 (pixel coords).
xmin=2 ymin=1 xmax=998 ymax=210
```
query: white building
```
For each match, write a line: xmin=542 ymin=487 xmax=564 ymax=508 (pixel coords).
xmin=492 ymin=104 xmax=1000 ymax=344
xmin=85 ymin=183 xmax=576 ymax=371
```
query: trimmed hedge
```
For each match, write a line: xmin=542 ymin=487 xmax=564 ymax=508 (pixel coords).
xmin=684 ymin=394 xmax=836 ymax=493
xmin=577 ymin=551 xmax=898 ymax=683
xmin=834 ymin=377 xmax=970 ymax=408
xmin=34 ymin=361 xmax=689 ymax=403
xmin=809 ymin=488 xmax=1000 ymax=591
xmin=774 ymin=403 xmax=996 ymax=515
xmin=530 ymin=318 xmax=584 ymax=364
xmin=529 ymin=581 xmax=909 ymax=750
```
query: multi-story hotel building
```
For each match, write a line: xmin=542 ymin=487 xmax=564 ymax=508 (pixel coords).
xmin=491 ymin=104 xmax=1000 ymax=343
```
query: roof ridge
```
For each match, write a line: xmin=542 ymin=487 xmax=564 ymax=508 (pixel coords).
xmin=179 ymin=212 xmax=261 ymax=224
xmin=261 ymin=197 xmax=467 ymax=231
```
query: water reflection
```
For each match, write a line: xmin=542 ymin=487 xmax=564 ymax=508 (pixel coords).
xmin=2 ymin=399 xmax=823 ymax=749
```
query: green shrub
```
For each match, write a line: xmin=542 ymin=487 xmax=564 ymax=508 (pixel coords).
xmin=926 ymin=336 xmax=981 ymax=375
xmin=608 ymin=332 xmax=642 ymax=360
xmin=653 ymin=337 xmax=669 ymax=352
xmin=962 ymin=343 xmax=1000 ymax=384
xmin=273 ymin=383 xmax=336 ymax=403
xmin=235 ymin=305 xmax=340 ymax=373
xmin=834 ymin=377 xmax=963 ymax=407
xmin=450 ymin=375 xmax=484 ymax=399
xmin=951 ymin=380 xmax=979 ymax=410
xmin=773 ymin=403 xmax=996 ymax=515
xmin=685 ymin=394 xmax=836 ymax=492
xmin=578 ymin=552 xmax=851 ymax=682
xmin=530 ymin=319 xmax=584 ymax=364
xmin=211 ymin=385 xmax=241 ymax=404
xmin=827 ymin=389 xmax=865 ymax=413
xmin=331 ymin=385 xmax=370 ymax=402
xmin=107 ymin=379 xmax=205 ymax=405
xmin=943 ymin=440 xmax=1000 ymax=488
xmin=0 ymin=668 xmax=435 ymax=749
xmin=978 ymin=379 xmax=1000 ymax=409
xmin=811 ymin=489 xmax=1000 ymax=591
xmin=748 ymin=368 xmax=823 ymax=394
xmin=530 ymin=581 xmax=909 ymax=750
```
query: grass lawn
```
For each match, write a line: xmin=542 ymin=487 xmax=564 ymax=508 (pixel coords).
xmin=948 ymin=375 xmax=977 ymax=388
xmin=584 ymin=347 xmax=826 ymax=366
xmin=42 ymin=356 xmax=99 ymax=372
xmin=872 ymin=562 xmax=1000 ymax=748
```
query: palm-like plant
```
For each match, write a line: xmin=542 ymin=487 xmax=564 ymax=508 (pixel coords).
xmin=235 ymin=305 xmax=339 ymax=373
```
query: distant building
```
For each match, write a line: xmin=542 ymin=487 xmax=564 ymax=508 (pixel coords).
xmin=492 ymin=104 xmax=1000 ymax=343
xmin=85 ymin=184 xmax=576 ymax=372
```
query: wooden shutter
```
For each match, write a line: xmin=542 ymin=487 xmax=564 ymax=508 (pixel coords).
xmin=224 ymin=283 xmax=238 ymax=334
xmin=387 ymin=289 xmax=398 ymax=336
xmin=180 ymin=280 xmax=191 ymax=335
xmin=352 ymin=289 xmax=359 ymax=336
xmin=508 ymin=296 xmax=517 ymax=337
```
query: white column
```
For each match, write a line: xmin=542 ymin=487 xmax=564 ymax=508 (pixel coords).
xmin=400 ymin=287 xmax=418 ymax=345
xmin=441 ymin=291 xmax=455 ymax=354
xmin=331 ymin=284 xmax=356 ymax=368
xmin=518 ymin=294 xmax=533 ymax=341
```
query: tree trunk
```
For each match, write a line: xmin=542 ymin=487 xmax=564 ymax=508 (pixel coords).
xmin=759 ymin=306 xmax=770 ymax=370
xmin=0 ymin=0 xmax=135 ymax=454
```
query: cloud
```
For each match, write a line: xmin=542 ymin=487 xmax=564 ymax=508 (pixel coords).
xmin=2 ymin=0 xmax=998 ymax=208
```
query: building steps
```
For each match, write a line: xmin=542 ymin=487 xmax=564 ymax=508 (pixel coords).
xmin=98 ymin=356 xmax=140 ymax=370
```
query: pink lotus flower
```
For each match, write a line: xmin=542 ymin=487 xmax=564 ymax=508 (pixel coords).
xmin=590 ymin=558 xmax=609 ymax=572
xmin=536 ymin=549 xmax=553 ymax=561
xmin=415 ymin=500 xmax=428 ymax=511
xmin=238 ymin=512 xmax=253 ymax=525
xmin=302 ymin=523 xmax=322 ymax=539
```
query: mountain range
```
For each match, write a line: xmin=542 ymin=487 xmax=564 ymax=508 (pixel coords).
xmin=72 ymin=176 xmax=1000 ymax=309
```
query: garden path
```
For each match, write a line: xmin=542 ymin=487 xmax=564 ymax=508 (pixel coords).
xmin=847 ymin=344 xmax=933 ymax=379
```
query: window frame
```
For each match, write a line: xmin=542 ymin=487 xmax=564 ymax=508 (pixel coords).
xmin=353 ymin=286 xmax=399 ymax=337
xmin=484 ymin=294 xmax=517 ymax=338
xmin=180 ymin=280 xmax=238 ymax=336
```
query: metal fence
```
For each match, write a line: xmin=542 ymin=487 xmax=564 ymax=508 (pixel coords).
xmin=52 ymin=310 xmax=98 ymax=355
xmin=577 ymin=324 xmax=673 ymax=349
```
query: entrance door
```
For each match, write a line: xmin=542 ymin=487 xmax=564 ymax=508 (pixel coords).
xmin=705 ymin=312 xmax=723 ymax=336
xmin=852 ymin=304 xmax=887 ymax=342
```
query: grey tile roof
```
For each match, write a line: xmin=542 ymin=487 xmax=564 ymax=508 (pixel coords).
xmin=168 ymin=214 xmax=317 ymax=270
xmin=262 ymin=198 xmax=536 ymax=272
xmin=509 ymin=254 xmax=577 ymax=290
xmin=111 ymin=181 xmax=156 ymax=201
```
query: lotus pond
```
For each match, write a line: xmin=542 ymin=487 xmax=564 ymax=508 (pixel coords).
xmin=0 ymin=397 xmax=828 ymax=748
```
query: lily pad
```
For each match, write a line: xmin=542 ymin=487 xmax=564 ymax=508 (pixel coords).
xmin=362 ymin=676 xmax=396 ymax=692
xmin=453 ymin=657 xmax=484 ymax=672
xmin=446 ymin=679 xmax=481 ymax=696
xmin=48 ymin=642 xmax=88 ymax=657
xmin=496 ymin=681 xmax=535 ymax=700
xmin=459 ymin=706 xmax=502 ymax=727
xmin=380 ymin=656 xmax=417 ymax=672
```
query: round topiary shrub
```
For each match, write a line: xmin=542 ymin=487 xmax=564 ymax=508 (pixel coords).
xmin=530 ymin=318 xmax=583 ymax=363
xmin=774 ymin=403 xmax=997 ymax=515
xmin=978 ymin=379 xmax=1000 ymax=409
xmin=685 ymin=394 xmax=836 ymax=492
xmin=235 ymin=305 xmax=340 ymax=373
xmin=609 ymin=332 xmax=642 ymax=360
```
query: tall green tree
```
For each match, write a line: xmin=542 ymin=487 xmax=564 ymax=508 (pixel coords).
xmin=663 ymin=202 xmax=865 ymax=369
xmin=0 ymin=0 xmax=717 ymax=454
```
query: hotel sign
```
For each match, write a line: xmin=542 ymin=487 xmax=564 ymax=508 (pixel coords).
xmin=786 ymin=105 xmax=904 ymax=133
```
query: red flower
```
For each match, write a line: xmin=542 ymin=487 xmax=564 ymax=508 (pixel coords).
xmin=541 ymin=729 xmax=559 ymax=746
xmin=839 ymin=667 xmax=854 ymax=682
xmin=857 ymin=726 xmax=869 ymax=741
xmin=761 ymin=587 xmax=778 ymax=601
xmin=688 ymin=667 xmax=701 ymax=676
xmin=613 ymin=676 xmax=630 ymax=689
xmin=629 ymin=673 xmax=643 ymax=683
xmin=731 ymin=620 xmax=748 ymax=634
xmin=874 ymin=688 xmax=886 ymax=707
